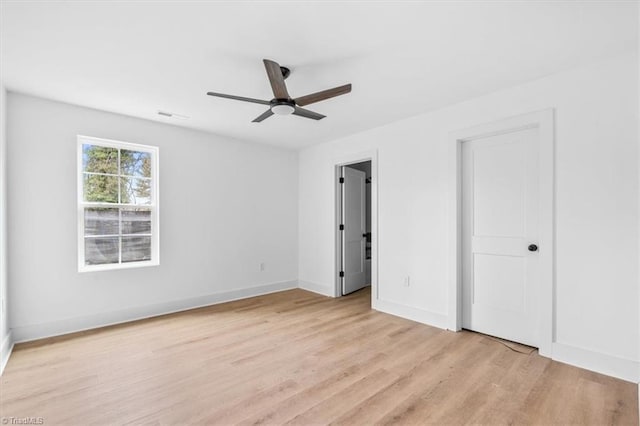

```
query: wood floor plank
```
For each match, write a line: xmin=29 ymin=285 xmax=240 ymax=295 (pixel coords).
xmin=1 ymin=287 xmax=637 ymax=425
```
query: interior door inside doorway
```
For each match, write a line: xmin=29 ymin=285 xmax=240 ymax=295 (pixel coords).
xmin=340 ymin=161 xmax=372 ymax=295
xmin=461 ymin=127 xmax=540 ymax=347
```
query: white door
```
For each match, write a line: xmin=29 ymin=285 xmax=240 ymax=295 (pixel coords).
xmin=462 ymin=127 xmax=540 ymax=347
xmin=342 ymin=167 xmax=367 ymax=295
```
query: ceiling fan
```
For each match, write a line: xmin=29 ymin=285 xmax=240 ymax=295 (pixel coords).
xmin=206 ymin=59 xmax=352 ymax=122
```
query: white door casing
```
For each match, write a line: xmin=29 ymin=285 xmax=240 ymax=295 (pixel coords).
xmin=342 ymin=166 xmax=367 ymax=295
xmin=462 ymin=128 xmax=540 ymax=347
xmin=448 ymin=110 xmax=554 ymax=357
xmin=333 ymin=150 xmax=378 ymax=303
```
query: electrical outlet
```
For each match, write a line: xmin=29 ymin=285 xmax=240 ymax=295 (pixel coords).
xmin=403 ymin=276 xmax=410 ymax=287
xmin=260 ymin=262 xmax=265 ymax=272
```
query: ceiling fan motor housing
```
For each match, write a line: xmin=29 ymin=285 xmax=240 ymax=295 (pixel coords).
xmin=270 ymin=99 xmax=295 ymax=115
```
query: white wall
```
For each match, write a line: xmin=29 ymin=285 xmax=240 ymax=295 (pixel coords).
xmin=0 ymin=84 xmax=11 ymax=373
xmin=299 ymin=52 xmax=639 ymax=382
xmin=7 ymin=93 xmax=298 ymax=342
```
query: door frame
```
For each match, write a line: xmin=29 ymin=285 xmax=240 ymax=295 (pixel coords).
xmin=447 ymin=110 xmax=555 ymax=357
xmin=334 ymin=150 xmax=378 ymax=305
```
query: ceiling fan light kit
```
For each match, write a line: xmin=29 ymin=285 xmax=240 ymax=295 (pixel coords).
xmin=207 ymin=59 xmax=352 ymax=122
xmin=271 ymin=102 xmax=295 ymax=115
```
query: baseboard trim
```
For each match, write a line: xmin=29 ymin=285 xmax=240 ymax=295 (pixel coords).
xmin=373 ymin=298 xmax=448 ymax=330
xmin=9 ymin=281 xmax=638 ymax=384
xmin=298 ymin=280 xmax=334 ymax=297
xmin=1 ymin=330 xmax=14 ymax=375
xmin=552 ymin=342 xmax=639 ymax=383
xmin=11 ymin=280 xmax=298 ymax=343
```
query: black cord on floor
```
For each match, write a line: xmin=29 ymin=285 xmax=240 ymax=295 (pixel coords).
xmin=484 ymin=335 xmax=537 ymax=355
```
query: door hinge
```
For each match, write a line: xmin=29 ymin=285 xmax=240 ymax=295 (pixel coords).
xmin=339 ymin=271 xmax=344 ymax=277
xmin=339 ymin=177 xmax=344 ymax=184
xmin=339 ymin=224 xmax=344 ymax=231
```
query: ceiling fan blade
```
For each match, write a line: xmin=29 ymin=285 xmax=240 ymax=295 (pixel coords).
xmin=263 ymin=59 xmax=290 ymax=99
xmin=292 ymin=107 xmax=326 ymax=120
xmin=207 ymin=92 xmax=270 ymax=105
xmin=252 ymin=109 xmax=274 ymax=123
xmin=294 ymin=84 xmax=352 ymax=107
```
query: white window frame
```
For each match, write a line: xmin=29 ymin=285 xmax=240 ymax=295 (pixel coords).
xmin=77 ymin=135 xmax=160 ymax=272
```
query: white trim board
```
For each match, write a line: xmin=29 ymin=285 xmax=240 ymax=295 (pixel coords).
xmin=5 ymin=278 xmax=638 ymax=383
xmin=552 ymin=342 xmax=639 ymax=383
xmin=447 ymin=109 xmax=555 ymax=358
xmin=1 ymin=330 xmax=14 ymax=376
xmin=11 ymin=280 xmax=297 ymax=343
xmin=373 ymin=299 xmax=449 ymax=330
xmin=298 ymin=280 xmax=334 ymax=297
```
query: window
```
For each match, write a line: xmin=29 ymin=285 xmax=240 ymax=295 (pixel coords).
xmin=78 ymin=136 xmax=159 ymax=272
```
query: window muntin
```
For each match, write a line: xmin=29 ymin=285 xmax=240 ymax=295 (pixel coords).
xmin=78 ymin=136 xmax=159 ymax=271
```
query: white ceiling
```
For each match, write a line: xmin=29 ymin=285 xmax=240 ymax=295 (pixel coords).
xmin=1 ymin=1 xmax=637 ymax=149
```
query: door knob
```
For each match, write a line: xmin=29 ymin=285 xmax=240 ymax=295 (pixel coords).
xmin=528 ymin=244 xmax=538 ymax=252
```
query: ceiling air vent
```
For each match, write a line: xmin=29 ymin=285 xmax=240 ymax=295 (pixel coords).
xmin=157 ymin=111 xmax=189 ymax=120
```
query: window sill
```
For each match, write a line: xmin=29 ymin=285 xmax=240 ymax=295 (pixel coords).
xmin=78 ymin=260 xmax=159 ymax=273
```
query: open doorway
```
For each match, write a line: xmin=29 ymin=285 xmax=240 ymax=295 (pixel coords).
xmin=337 ymin=160 xmax=372 ymax=296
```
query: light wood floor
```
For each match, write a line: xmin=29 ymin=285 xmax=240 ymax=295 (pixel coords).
xmin=1 ymin=288 xmax=637 ymax=425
